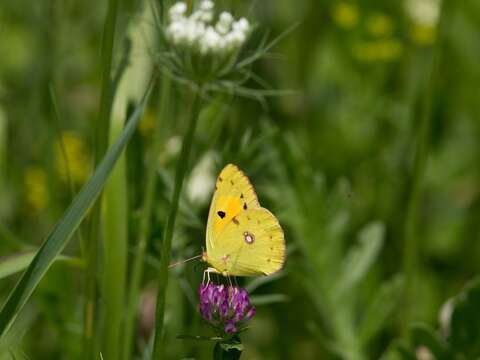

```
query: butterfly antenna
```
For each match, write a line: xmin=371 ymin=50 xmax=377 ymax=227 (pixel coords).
xmin=169 ymin=254 xmax=203 ymax=269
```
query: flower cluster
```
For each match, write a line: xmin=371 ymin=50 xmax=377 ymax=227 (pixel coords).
xmin=166 ymin=1 xmax=250 ymax=56
xmin=199 ymin=284 xmax=256 ymax=334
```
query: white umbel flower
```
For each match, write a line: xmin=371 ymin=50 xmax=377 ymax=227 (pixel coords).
xmin=165 ymin=0 xmax=251 ymax=56
xmin=405 ymin=0 xmax=441 ymax=27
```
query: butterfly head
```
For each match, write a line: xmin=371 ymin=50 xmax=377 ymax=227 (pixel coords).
xmin=201 ymin=250 xmax=208 ymax=263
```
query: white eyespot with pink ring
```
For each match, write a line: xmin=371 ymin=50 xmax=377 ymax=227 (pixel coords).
xmin=244 ymin=231 xmax=255 ymax=244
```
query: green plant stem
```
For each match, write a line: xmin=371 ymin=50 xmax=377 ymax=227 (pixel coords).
xmin=102 ymin=117 xmax=128 ymax=360
xmin=84 ymin=0 xmax=119 ymax=357
xmin=151 ymin=91 xmax=202 ymax=359
xmin=123 ymin=76 xmax=171 ymax=359
xmin=0 ymin=108 xmax=6 ymax=206
xmin=402 ymin=4 xmax=445 ymax=334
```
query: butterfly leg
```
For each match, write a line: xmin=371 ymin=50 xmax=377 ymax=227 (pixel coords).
xmin=202 ymin=269 xmax=207 ymax=285
xmin=202 ymin=267 xmax=220 ymax=285
xmin=226 ymin=273 xmax=233 ymax=288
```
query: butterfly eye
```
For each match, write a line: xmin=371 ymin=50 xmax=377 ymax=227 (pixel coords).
xmin=217 ymin=211 xmax=226 ymax=219
xmin=243 ymin=231 xmax=255 ymax=244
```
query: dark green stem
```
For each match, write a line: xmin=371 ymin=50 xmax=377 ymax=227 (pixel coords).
xmin=213 ymin=337 xmax=243 ymax=360
xmin=123 ymin=76 xmax=171 ymax=359
xmin=84 ymin=0 xmax=119 ymax=357
xmin=151 ymin=91 xmax=202 ymax=359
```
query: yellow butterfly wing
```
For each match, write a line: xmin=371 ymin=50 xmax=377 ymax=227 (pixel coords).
xmin=207 ymin=208 xmax=285 ymax=276
xmin=205 ymin=164 xmax=285 ymax=276
xmin=206 ymin=164 xmax=260 ymax=254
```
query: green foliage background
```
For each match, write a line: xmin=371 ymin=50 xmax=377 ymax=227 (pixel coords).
xmin=0 ymin=0 xmax=479 ymax=359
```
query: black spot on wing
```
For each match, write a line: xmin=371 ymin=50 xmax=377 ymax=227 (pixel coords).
xmin=243 ymin=203 xmax=247 ymax=210
xmin=217 ymin=211 xmax=226 ymax=219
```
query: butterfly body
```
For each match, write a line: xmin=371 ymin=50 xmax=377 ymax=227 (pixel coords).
xmin=203 ymin=164 xmax=285 ymax=277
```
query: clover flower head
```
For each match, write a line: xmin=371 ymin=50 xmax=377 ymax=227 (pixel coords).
xmin=199 ymin=283 xmax=256 ymax=334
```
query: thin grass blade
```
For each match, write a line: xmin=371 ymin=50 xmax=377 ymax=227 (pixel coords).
xmin=0 ymin=85 xmax=152 ymax=338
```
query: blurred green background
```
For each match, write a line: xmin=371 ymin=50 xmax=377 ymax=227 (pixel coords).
xmin=1 ymin=0 xmax=480 ymax=359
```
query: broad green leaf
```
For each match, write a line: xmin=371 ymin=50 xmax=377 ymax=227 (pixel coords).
xmin=358 ymin=275 xmax=404 ymax=346
xmin=333 ymin=221 xmax=385 ymax=299
xmin=219 ymin=343 xmax=244 ymax=352
xmin=0 ymin=254 xmax=35 ymax=280
xmin=0 ymin=86 xmax=152 ymax=337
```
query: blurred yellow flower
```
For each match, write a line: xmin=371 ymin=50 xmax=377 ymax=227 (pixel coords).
xmin=353 ymin=39 xmax=404 ymax=62
xmin=332 ymin=2 xmax=359 ymax=29
xmin=366 ymin=13 xmax=394 ymax=37
xmin=139 ymin=110 xmax=156 ymax=137
xmin=24 ymin=166 xmax=49 ymax=213
xmin=55 ymin=131 xmax=91 ymax=184
xmin=410 ymin=23 xmax=436 ymax=46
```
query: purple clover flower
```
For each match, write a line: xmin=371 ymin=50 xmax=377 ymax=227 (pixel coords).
xmin=199 ymin=283 xmax=256 ymax=334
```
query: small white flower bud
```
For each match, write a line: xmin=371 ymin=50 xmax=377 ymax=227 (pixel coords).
xmin=232 ymin=30 xmax=246 ymax=44
xmin=200 ymin=0 xmax=214 ymax=11
xmin=216 ymin=12 xmax=233 ymax=34
xmin=199 ymin=10 xmax=214 ymax=23
xmin=200 ymin=26 xmax=221 ymax=54
xmin=169 ymin=2 xmax=187 ymax=21
xmin=167 ymin=21 xmax=187 ymax=44
xmin=233 ymin=18 xmax=250 ymax=33
xmin=185 ymin=20 xmax=202 ymax=44
xmin=219 ymin=12 xmax=234 ymax=26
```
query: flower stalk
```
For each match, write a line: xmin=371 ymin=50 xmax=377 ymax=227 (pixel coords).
xmin=123 ymin=76 xmax=171 ymax=359
xmin=84 ymin=0 xmax=119 ymax=357
xmin=151 ymin=90 xmax=203 ymax=359
xmin=402 ymin=0 xmax=446 ymax=334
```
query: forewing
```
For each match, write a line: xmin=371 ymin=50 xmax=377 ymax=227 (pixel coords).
xmin=206 ymin=164 xmax=260 ymax=253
